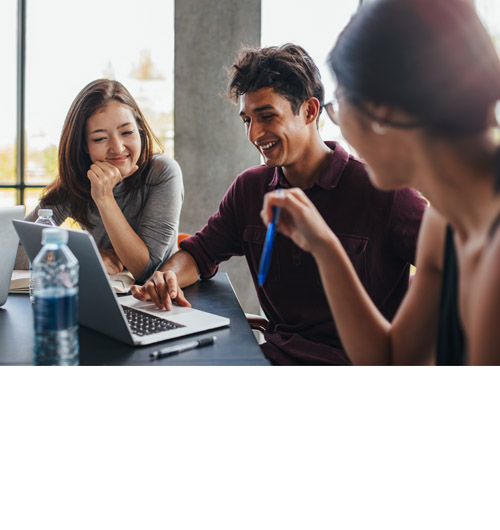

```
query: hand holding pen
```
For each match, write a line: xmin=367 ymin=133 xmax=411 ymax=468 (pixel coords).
xmin=261 ymin=187 xmax=336 ymax=257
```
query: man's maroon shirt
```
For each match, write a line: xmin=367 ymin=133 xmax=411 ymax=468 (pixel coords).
xmin=180 ymin=142 xmax=426 ymax=365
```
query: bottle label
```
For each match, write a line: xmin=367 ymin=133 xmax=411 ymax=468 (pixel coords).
xmin=34 ymin=290 xmax=78 ymax=332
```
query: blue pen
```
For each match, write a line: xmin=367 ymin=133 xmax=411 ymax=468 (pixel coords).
xmin=258 ymin=203 xmax=282 ymax=286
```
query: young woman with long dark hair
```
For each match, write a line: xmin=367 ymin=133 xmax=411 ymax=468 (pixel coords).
xmin=262 ymin=0 xmax=500 ymax=364
xmin=21 ymin=79 xmax=183 ymax=283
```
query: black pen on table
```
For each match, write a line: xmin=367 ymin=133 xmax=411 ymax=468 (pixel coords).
xmin=150 ymin=336 xmax=216 ymax=360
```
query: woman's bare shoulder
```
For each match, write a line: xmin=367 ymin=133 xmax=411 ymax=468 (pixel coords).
xmin=468 ymin=225 xmax=500 ymax=363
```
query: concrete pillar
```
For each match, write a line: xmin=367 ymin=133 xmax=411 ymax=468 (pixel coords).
xmin=175 ymin=0 xmax=262 ymax=313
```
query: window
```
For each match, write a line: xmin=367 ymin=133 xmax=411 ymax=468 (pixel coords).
xmin=0 ymin=0 xmax=17 ymax=206
xmin=475 ymin=0 xmax=500 ymax=55
xmin=473 ymin=1 xmax=500 ymax=137
xmin=2 ymin=0 xmax=174 ymax=213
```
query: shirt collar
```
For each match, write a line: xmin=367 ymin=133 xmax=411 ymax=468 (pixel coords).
xmin=267 ymin=141 xmax=350 ymax=191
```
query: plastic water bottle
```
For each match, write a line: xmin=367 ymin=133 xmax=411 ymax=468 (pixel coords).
xmin=29 ymin=209 xmax=57 ymax=303
xmin=33 ymin=228 xmax=79 ymax=366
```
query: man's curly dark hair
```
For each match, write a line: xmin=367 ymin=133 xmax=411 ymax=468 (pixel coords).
xmin=228 ymin=43 xmax=325 ymax=121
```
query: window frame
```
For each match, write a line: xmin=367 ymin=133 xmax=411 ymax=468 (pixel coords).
xmin=0 ymin=0 xmax=45 ymax=205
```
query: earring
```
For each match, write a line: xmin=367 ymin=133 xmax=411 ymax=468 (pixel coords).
xmin=372 ymin=122 xmax=387 ymax=135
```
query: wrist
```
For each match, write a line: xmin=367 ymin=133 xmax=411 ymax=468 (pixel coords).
xmin=94 ymin=195 xmax=117 ymax=210
xmin=310 ymin=231 xmax=340 ymax=263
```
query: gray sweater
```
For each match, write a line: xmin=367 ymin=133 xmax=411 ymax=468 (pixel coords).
xmin=19 ymin=154 xmax=183 ymax=284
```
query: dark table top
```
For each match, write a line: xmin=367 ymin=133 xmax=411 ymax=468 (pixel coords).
xmin=0 ymin=273 xmax=270 ymax=366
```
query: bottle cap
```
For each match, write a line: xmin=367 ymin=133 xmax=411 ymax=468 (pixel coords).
xmin=41 ymin=228 xmax=68 ymax=245
xmin=38 ymin=208 xmax=53 ymax=217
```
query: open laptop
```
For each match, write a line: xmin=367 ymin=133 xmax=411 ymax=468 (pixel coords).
xmin=13 ymin=220 xmax=229 ymax=346
xmin=0 ymin=206 xmax=26 ymax=306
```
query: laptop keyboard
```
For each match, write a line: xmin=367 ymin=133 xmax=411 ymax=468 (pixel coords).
xmin=121 ymin=305 xmax=186 ymax=336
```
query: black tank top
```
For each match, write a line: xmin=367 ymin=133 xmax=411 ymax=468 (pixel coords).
xmin=436 ymin=225 xmax=465 ymax=365
xmin=438 ymin=148 xmax=500 ymax=363
xmin=437 ymin=213 xmax=500 ymax=365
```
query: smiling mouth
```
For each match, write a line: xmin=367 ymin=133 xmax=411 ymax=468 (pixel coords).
xmin=107 ymin=155 xmax=130 ymax=163
xmin=257 ymin=140 xmax=279 ymax=153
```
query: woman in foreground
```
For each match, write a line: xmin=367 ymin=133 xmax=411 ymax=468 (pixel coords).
xmin=262 ymin=0 xmax=500 ymax=364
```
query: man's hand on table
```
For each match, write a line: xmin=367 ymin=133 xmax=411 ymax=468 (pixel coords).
xmin=131 ymin=270 xmax=192 ymax=311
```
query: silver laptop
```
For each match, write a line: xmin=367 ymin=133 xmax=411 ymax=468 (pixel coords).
xmin=0 ymin=206 xmax=26 ymax=306
xmin=13 ymin=220 xmax=229 ymax=345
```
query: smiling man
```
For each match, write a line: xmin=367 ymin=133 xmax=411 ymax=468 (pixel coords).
xmin=132 ymin=44 xmax=426 ymax=365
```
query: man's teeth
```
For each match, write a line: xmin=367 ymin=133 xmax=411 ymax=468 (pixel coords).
xmin=261 ymin=141 xmax=277 ymax=150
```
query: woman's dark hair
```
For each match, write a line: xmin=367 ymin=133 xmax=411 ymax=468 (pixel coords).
xmin=41 ymin=79 xmax=162 ymax=228
xmin=228 ymin=43 xmax=325 ymax=119
xmin=328 ymin=0 xmax=500 ymax=136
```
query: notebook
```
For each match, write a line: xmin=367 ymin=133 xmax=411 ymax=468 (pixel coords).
xmin=10 ymin=268 xmax=135 ymax=294
xmin=0 ymin=206 xmax=26 ymax=306
xmin=13 ymin=220 xmax=230 ymax=346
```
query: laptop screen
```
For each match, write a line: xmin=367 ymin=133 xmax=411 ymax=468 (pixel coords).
xmin=0 ymin=205 xmax=26 ymax=306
